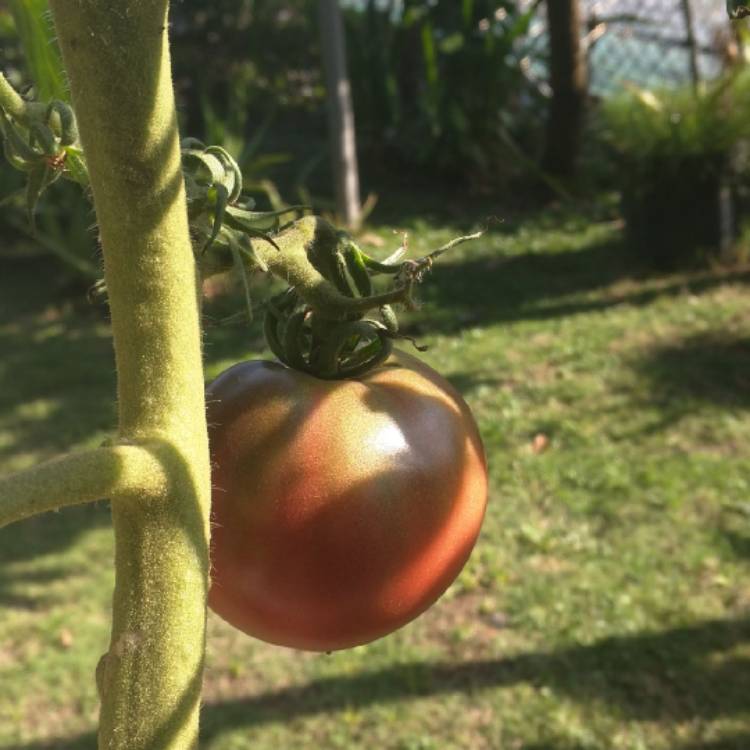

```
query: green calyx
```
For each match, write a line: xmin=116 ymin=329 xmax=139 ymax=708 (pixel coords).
xmin=262 ymin=229 xmax=434 ymax=380
xmin=258 ymin=224 xmax=485 ymax=380
xmin=0 ymin=96 xmax=87 ymax=225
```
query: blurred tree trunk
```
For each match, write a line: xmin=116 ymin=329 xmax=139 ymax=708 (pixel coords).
xmin=680 ymin=0 xmax=700 ymax=89
xmin=542 ymin=0 xmax=587 ymax=179
xmin=318 ymin=0 xmax=362 ymax=229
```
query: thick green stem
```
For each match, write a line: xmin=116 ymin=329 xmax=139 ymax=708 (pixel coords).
xmin=49 ymin=3 xmax=210 ymax=749
xmin=0 ymin=445 xmax=169 ymax=529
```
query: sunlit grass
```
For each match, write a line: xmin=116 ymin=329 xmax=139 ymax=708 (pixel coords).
xmin=1 ymin=199 xmax=749 ymax=749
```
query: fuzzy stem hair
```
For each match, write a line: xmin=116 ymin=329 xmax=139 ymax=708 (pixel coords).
xmin=48 ymin=2 xmax=211 ymax=748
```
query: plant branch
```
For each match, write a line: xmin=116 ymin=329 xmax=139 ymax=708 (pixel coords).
xmin=0 ymin=445 xmax=169 ymax=529
xmin=260 ymin=217 xmax=406 ymax=314
xmin=0 ymin=71 xmax=28 ymax=119
xmin=425 ymin=231 xmax=485 ymax=261
xmin=0 ymin=70 xmax=66 ymax=132
xmin=227 ymin=216 xmax=483 ymax=320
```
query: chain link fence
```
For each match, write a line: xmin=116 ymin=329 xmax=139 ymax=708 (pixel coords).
xmin=522 ymin=0 xmax=737 ymax=96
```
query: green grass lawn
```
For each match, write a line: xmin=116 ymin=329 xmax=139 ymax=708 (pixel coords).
xmin=1 ymin=198 xmax=749 ymax=750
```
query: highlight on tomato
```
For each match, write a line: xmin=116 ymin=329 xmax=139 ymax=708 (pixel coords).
xmin=206 ymin=350 xmax=488 ymax=651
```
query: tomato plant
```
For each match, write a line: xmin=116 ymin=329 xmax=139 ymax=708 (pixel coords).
xmin=206 ymin=350 xmax=488 ymax=651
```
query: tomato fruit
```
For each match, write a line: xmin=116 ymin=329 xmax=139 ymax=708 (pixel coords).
xmin=206 ymin=350 xmax=487 ymax=651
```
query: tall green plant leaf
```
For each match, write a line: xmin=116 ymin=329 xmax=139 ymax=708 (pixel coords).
xmin=461 ymin=0 xmax=474 ymax=30
xmin=9 ymin=0 xmax=68 ymax=102
xmin=420 ymin=19 xmax=439 ymax=125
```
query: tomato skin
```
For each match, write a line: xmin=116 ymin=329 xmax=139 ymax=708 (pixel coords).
xmin=206 ymin=350 xmax=487 ymax=651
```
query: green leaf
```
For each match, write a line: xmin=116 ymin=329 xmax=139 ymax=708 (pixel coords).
xmin=25 ymin=161 xmax=57 ymax=228
xmin=234 ymin=225 xmax=281 ymax=252
xmin=439 ymin=32 xmax=464 ymax=55
xmin=202 ymin=184 xmax=229 ymax=254
xmin=225 ymin=204 xmax=307 ymax=226
xmin=182 ymin=150 xmax=227 ymax=187
xmin=342 ymin=242 xmax=373 ymax=297
xmin=223 ymin=205 xmax=285 ymax=247
xmin=0 ymin=109 xmax=40 ymax=163
xmin=228 ymin=239 xmax=254 ymax=324
xmin=62 ymin=146 xmax=89 ymax=185
xmin=180 ymin=137 xmax=206 ymax=151
xmin=360 ymin=246 xmax=404 ymax=275
xmin=205 ymin=145 xmax=243 ymax=203
xmin=9 ymin=0 xmax=68 ymax=102
xmin=28 ymin=120 xmax=57 ymax=155
xmin=3 ymin=136 xmax=31 ymax=171
xmin=47 ymin=100 xmax=77 ymax=145
xmin=282 ymin=310 xmax=309 ymax=371
xmin=330 ymin=249 xmax=355 ymax=297
xmin=236 ymin=234 xmax=269 ymax=273
xmin=379 ymin=305 xmax=399 ymax=335
xmin=461 ymin=0 xmax=474 ymax=30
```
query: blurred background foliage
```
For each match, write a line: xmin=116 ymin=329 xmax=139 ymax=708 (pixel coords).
xmin=1 ymin=0 xmax=749 ymax=281
xmin=600 ymin=68 xmax=750 ymax=267
xmin=169 ymin=0 xmax=545 ymax=184
xmin=342 ymin=0 xmax=544 ymax=183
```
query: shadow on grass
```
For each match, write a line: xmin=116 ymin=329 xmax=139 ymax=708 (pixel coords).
xmin=724 ymin=530 xmax=750 ymax=560
xmin=0 ymin=260 xmax=116 ymax=589
xmin=191 ymin=208 xmax=750 ymax=360
xmin=618 ymin=332 xmax=750 ymax=440
xmin=198 ymin=616 xmax=750 ymax=732
xmin=410 ymin=240 xmax=750 ymax=334
xmin=17 ymin=615 xmax=750 ymax=749
xmin=674 ymin=736 xmax=750 ymax=750
xmin=0 ymin=502 xmax=111 ymax=608
xmin=632 ymin=333 xmax=750 ymax=424
xmin=0 ymin=259 xmax=117 ymax=464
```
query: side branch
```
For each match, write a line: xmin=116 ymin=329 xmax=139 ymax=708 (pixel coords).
xmin=0 ymin=445 xmax=169 ymax=529
xmin=0 ymin=71 xmax=59 ymax=128
xmin=0 ymin=71 xmax=28 ymax=119
xmin=242 ymin=217 xmax=484 ymax=319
